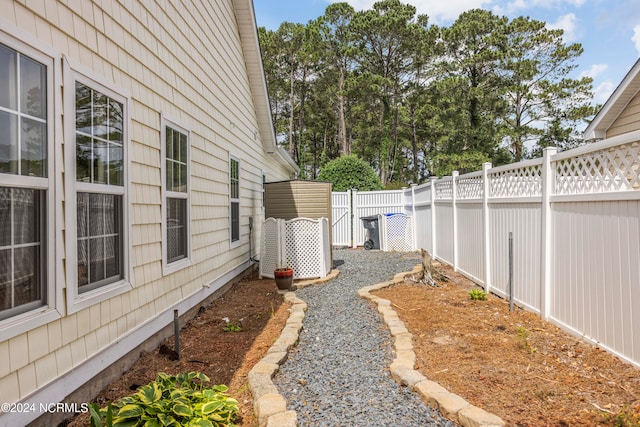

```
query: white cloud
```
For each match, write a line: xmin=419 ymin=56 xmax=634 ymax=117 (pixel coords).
xmin=579 ymin=63 xmax=608 ymax=79
xmin=329 ymin=0 xmax=586 ymax=26
xmin=547 ymin=13 xmax=579 ymax=43
xmin=329 ymin=0 xmax=493 ymax=24
xmin=633 ymin=25 xmax=640 ymax=56
xmin=502 ymin=0 xmax=585 ymax=14
xmin=412 ymin=0 xmax=494 ymax=23
xmin=593 ymin=80 xmax=615 ymax=104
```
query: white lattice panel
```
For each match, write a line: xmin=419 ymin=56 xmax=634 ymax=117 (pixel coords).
xmin=457 ymin=176 xmax=484 ymax=200
xmin=435 ymin=179 xmax=453 ymax=200
xmin=260 ymin=218 xmax=281 ymax=278
xmin=382 ymin=214 xmax=414 ymax=252
xmin=554 ymin=142 xmax=640 ymax=195
xmin=489 ymin=165 xmax=542 ymax=198
xmin=285 ymin=219 xmax=323 ymax=279
xmin=261 ymin=217 xmax=330 ymax=279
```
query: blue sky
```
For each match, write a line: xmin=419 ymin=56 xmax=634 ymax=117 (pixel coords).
xmin=253 ymin=0 xmax=640 ymax=106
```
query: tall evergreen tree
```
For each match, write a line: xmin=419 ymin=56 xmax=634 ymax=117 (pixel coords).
xmin=438 ymin=9 xmax=509 ymax=159
xmin=501 ymin=16 xmax=597 ymax=161
xmin=319 ymin=3 xmax=357 ymax=157
xmin=350 ymin=0 xmax=430 ymax=184
xmin=257 ymin=3 xmax=596 ymax=183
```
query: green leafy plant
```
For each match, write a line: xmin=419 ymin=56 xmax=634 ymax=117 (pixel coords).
xmin=602 ymin=403 xmax=640 ymax=427
xmin=515 ymin=326 xmax=537 ymax=353
xmin=515 ymin=326 xmax=529 ymax=341
xmin=89 ymin=372 xmax=238 ymax=427
xmin=468 ymin=289 xmax=487 ymax=300
xmin=223 ymin=321 xmax=242 ymax=332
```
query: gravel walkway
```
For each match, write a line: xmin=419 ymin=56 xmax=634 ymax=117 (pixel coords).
xmin=273 ymin=249 xmax=457 ymax=426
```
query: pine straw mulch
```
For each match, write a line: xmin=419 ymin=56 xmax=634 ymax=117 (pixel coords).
xmin=373 ymin=263 xmax=640 ymax=427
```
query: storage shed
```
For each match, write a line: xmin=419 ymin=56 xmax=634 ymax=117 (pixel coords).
xmin=264 ymin=179 xmax=333 ymax=222
xmin=264 ymin=179 xmax=333 ymax=270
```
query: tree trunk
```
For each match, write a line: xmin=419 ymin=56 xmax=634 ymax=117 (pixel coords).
xmin=410 ymin=105 xmax=419 ymax=183
xmin=378 ymin=102 xmax=387 ymax=185
xmin=338 ymin=67 xmax=349 ymax=155
xmin=297 ymin=67 xmax=308 ymax=169
xmin=288 ymin=66 xmax=296 ymax=161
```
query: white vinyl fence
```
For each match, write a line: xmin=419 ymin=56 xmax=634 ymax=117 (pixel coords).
xmin=331 ymin=189 xmax=409 ymax=248
xmin=332 ymin=129 xmax=640 ymax=368
xmin=331 ymin=191 xmax=352 ymax=247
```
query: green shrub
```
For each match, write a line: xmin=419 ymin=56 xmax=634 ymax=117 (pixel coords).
xmin=89 ymin=372 xmax=238 ymax=427
xmin=318 ymin=155 xmax=383 ymax=191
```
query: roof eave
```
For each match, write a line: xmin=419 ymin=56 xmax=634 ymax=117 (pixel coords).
xmin=584 ymin=58 xmax=640 ymax=140
xmin=232 ymin=0 xmax=298 ymax=175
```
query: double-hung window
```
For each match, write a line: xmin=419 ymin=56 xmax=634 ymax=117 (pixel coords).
xmin=75 ymin=82 xmax=125 ymax=293
xmin=230 ymin=156 xmax=240 ymax=244
xmin=162 ymin=121 xmax=190 ymax=272
xmin=0 ymin=40 xmax=51 ymax=322
xmin=65 ymin=60 xmax=130 ymax=310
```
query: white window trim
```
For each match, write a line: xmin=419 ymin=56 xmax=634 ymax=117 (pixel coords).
xmin=161 ymin=115 xmax=192 ymax=275
xmin=0 ymin=22 xmax=62 ymax=342
xmin=229 ymin=154 xmax=241 ymax=249
xmin=63 ymin=56 xmax=132 ymax=314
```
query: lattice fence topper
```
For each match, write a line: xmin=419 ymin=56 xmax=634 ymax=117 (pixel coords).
xmin=380 ymin=213 xmax=415 ymax=252
xmin=260 ymin=217 xmax=331 ymax=280
xmin=489 ymin=164 xmax=542 ymax=198
xmin=457 ymin=175 xmax=484 ymax=200
xmin=554 ymin=142 xmax=640 ymax=195
xmin=435 ymin=179 xmax=453 ymax=200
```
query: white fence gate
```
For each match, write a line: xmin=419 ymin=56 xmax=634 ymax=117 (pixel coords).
xmin=331 ymin=191 xmax=351 ymax=247
xmin=331 ymin=189 xmax=412 ymax=249
xmin=352 ymin=190 xmax=406 ymax=248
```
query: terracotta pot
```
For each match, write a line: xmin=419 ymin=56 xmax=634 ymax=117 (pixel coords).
xmin=274 ymin=268 xmax=294 ymax=290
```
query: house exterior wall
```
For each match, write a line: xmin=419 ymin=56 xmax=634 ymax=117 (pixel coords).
xmin=607 ymin=89 xmax=640 ymax=138
xmin=0 ymin=0 xmax=291 ymax=423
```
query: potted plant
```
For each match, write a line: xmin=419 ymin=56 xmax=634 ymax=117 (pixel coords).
xmin=274 ymin=262 xmax=294 ymax=290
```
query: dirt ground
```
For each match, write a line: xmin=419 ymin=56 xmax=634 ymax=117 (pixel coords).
xmin=374 ymin=263 xmax=640 ymax=427
xmin=64 ymin=270 xmax=290 ymax=427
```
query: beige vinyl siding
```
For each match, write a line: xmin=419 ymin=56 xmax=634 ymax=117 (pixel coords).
xmin=0 ymin=0 xmax=291 ymax=405
xmin=607 ymin=90 xmax=640 ymax=138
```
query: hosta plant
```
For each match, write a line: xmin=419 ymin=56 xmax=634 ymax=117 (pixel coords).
xmin=468 ymin=289 xmax=487 ymax=301
xmin=89 ymin=372 xmax=238 ymax=427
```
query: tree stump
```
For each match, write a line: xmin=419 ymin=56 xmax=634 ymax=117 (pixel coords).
xmin=421 ymin=249 xmax=436 ymax=286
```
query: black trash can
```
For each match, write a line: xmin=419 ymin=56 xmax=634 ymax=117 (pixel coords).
xmin=360 ymin=215 xmax=380 ymax=250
